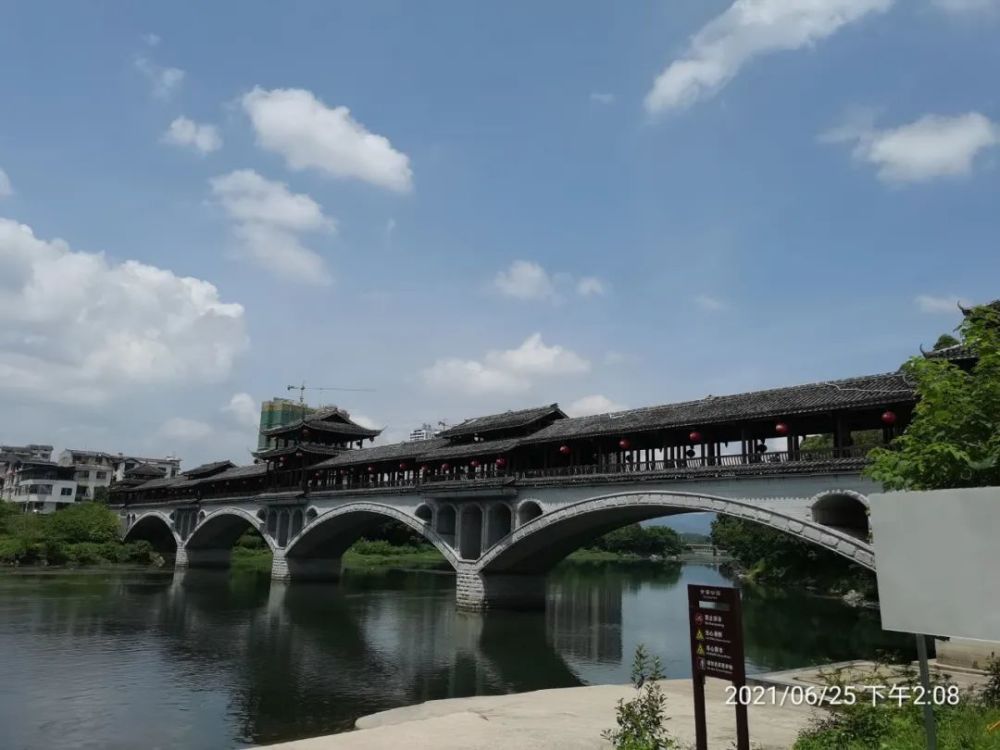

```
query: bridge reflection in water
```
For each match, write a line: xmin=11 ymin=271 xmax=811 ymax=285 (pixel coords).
xmin=0 ymin=564 xmax=911 ymax=750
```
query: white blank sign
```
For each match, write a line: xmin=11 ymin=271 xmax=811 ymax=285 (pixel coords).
xmin=870 ymin=487 xmax=1000 ymax=641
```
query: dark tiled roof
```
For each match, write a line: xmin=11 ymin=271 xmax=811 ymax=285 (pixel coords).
xmin=261 ymin=408 xmax=381 ymax=439
xmin=183 ymin=460 xmax=235 ymax=478
xmin=254 ymin=443 xmax=345 ymax=460
xmin=261 ymin=419 xmax=380 ymax=439
xmin=420 ymin=437 xmax=522 ymax=462
xmin=128 ymin=463 xmax=167 ymax=478
xmin=314 ymin=438 xmax=450 ymax=469
xmin=524 ymin=372 xmax=916 ymax=443
xmin=923 ymin=343 xmax=977 ymax=361
xmin=131 ymin=475 xmax=186 ymax=491
xmin=197 ymin=463 xmax=267 ymax=482
xmin=437 ymin=404 xmax=565 ymax=439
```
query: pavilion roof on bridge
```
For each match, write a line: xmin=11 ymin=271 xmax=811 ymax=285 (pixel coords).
xmin=260 ymin=407 xmax=381 ymax=440
xmin=312 ymin=438 xmax=450 ymax=469
xmin=254 ymin=443 xmax=345 ymax=461
xmin=418 ymin=436 xmax=523 ymax=462
xmin=183 ymin=460 xmax=235 ymax=479
xmin=436 ymin=403 xmax=565 ymax=440
xmin=522 ymin=371 xmax=917 ymax=444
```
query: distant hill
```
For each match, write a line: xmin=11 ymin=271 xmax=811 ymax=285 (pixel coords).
xmin=679 ymin=532 xmax=711 ymax=544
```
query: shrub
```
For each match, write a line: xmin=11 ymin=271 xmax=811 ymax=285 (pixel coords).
xmin=350 ymin=539 xmax=420 ymax=556
xmin=603 ymin=644 xmax=677 ymax=750
xmin=47 ymin=503 xmax=120 ymax=543
xmin=65 ymin=542 xmax=105 ymax=566
xmin=0 ymin=536 xmax=29 ymax=563
xmin=981 ymin=658 xmax=1000 ymax=708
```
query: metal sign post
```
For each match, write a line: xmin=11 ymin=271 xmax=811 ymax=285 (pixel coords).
xmin=688 ymin=584 xmax=749 ymax=750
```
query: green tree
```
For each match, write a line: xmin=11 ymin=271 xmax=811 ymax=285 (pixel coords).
xmin=866 ymin=303 xmax=1000 ymax=490
xmin=591 ymin=524 xmax=683 ymax=557
xmin=46 ymin=503 xmax=120 ymax=544
xmin=91 ymin=486 xmax=110 ymax=504
xmin=932 ymin=333 xmax=960 ymax=350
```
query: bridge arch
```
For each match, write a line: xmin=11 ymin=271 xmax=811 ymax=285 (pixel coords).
xmin=810 ymin=490 xmax=870 ymax=540
xmin=185 ymin=507 xmax=276 ymax=552
xmin=285 ymin=502 xmax=460 ymax=571
xmin=475 ymin=491 xmax=874 ymax=576
xmin=123 ymin=511 xmax=181 ymax=554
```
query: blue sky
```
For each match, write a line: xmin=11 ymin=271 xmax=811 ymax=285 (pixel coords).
xmin=1 ymin=0 xmax=998 ymax=466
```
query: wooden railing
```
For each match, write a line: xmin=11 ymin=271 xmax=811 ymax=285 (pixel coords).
xmin=116 ymin=446 xmax=872 ymax=505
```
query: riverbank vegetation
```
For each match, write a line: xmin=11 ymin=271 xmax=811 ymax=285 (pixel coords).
xmin=0 ymin=502 xmax=157 ymax=567
xmin=231 ymin=521 xmax=686 ymax=571
xmin=794 ymin=658 xmax=1000 ymax=749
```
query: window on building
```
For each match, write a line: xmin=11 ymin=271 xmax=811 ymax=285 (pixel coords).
xmin=60 ymin=487 xmax=72 ymax=496
xmin=96 ymin=471 xmax=107 ymax=480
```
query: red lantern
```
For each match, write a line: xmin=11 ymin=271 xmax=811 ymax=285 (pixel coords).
xmin=559 ymin=444 xmax=571 ymax=455
xmin=313 ymin=472 xmax=320 ymax=478
xmin=881 ymin=410 xmax=897 ymax=425
xmin=279 ymin=456 xmax=286 ymax=464
xmin=618 ymin=438 xmax=631 ymax=450
xmin=441 ymin=463 xmax=451 ymax=471
xmin=470 ymin=459 xmax=480 ymax=468
xmin=689 ymin=431 xmax=703 ymax=443
xmin=367 ymin=465 xmax=374 ymax=473
xmin=775 ymin=422 xmax=789 ymax=436
xmin=495 ymin=456 xmax=507 ymax=468
xmin=399 ymin=462 xmax=408 ymax=471
xmin=419 ymin=464 xmax=428 ymax=472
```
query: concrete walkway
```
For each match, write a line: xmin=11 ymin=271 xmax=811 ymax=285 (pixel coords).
xmin=260 ymin=678 xmax=820 ymax=749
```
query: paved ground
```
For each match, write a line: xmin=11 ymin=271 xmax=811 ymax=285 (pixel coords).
xmin=260 ymin=678 xmax=819 ymax=749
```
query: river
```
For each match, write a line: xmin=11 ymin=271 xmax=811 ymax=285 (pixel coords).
xmin=0 ymin=561 xmax=909 ymax=750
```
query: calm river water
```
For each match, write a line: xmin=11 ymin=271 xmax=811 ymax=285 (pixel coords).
xmin=0 ymin=562 xmax=909 ymax=750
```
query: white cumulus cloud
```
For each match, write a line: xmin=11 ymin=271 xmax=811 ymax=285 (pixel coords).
xmin=421 ymin=333 xmax=590 ymax=396
xmin=242 ymin=87 xmax=413 ymax=192
xmin=493 ymin=260 xmax=608 ymax=302
xmin=134 ymin=56 xmax=185 ymax=100
xmin=645 ymin=0 xmax=892 ymax=114
xmin=590 ymin=92 xmax=615 ymax=105
xmin=162 ymin=117 xmax=222 ymax=154
xmin=567 ymin=394 xmax=627 ymax=417
xmin=223 ymin=392 xmax=259 ymax=430
xmin=493 ymin=260 xmax=556 ymax=300
xmin=0 ymin=168 xmax=11 ymax=198
xmin=0 ymin=217 xmax=247 ymax=405
xmin=210 ymin=169 xmax=334 ymax=285
xmin=822 ymin=112 xmax=1000 ymax=184
xmin=576 ymin=277 xmax=607 ymax=297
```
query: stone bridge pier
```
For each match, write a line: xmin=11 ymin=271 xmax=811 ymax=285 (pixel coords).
xmin=120 ymin=474 xmax=878 ymax=611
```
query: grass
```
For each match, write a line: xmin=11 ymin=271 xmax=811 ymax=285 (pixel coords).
xmin=795 ymin=702 xmax=1000 ymax=749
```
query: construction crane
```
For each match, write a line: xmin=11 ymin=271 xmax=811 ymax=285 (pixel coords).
xmin=286 ymin=382 xmax=376 ymax=419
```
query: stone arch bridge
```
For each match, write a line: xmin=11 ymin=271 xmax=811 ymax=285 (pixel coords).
xmin=121 ymin=470 xmax=877 ymax=610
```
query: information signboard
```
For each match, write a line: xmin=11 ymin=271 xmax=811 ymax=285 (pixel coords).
xmin=688 ymin=584 xmax=749 ymax=750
